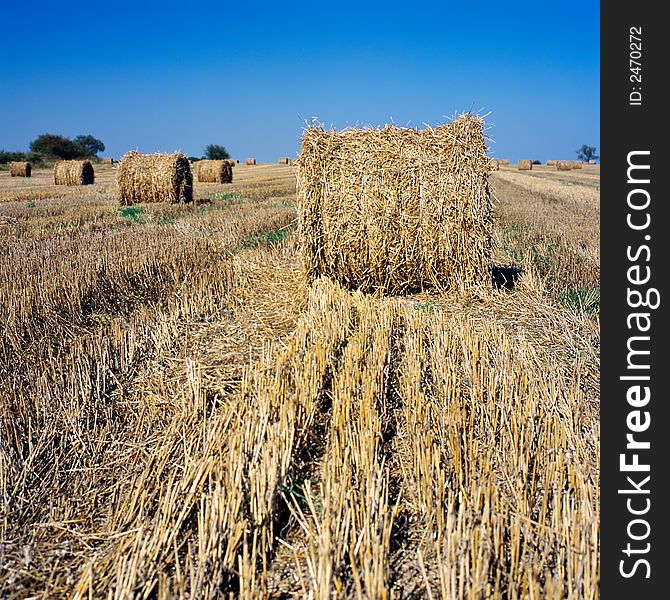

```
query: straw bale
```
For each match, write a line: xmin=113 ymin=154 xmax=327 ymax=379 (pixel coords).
xmin=588 ymin=159 xmax=597 ymax=165
xmin=546 ymin=160 xmax=557 ymax=166
xmin=499 ymin=159 xmax=510 ymax=165
xmin=489 ymin=159 xmax=500 ymax=171
xmin=556 ymin=161 xmax=572 ymax=171
xmin=117 ymin=151 xmax=193 ymax=205
xmin=195 ymin=159 xmax=233 ymax=183
xmin=54 ymin=160 xmax=94 ymax=185
xmin=278 ymin=157 xmax=290 ymax=164
xmin=571 ymin=161 xmax=583 ymax=169
xmin=10 ymin=161 xmax=31 ymax=177
xmin=517 ymin=160 xmax=532 ymax=171
xmin=245 ymin=158 xmax=256 ymax=165
xmin=102 ymin=157 xmax=114 ymax=165
xmin=295 ymin=114 xmax=493 ymax=293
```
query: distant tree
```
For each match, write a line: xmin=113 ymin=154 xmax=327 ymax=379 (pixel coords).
xmin=532 ymin=160 xmax=542 ymax=165
xmin=30 ymin=134 xmax=87 ymax=160
xmin=204 ymin=144 xmax=230 ymax=160
xmin=188 ymin=156 xmax=202 ymax=162
xmin=26 ymin=151 xmax=44 ymax=165
xmin=0 ymin=150 xmax=27 ymax=164
xmin=74 ymin=134 xmax=105 ymax=157
xmin=576 ymin=145 xmax=598 ymax=162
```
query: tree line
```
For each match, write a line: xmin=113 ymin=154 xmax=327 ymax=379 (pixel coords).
xmin=1 ymin=136 xmax=231 ymax=165
xmin=0 ymin=134 xmax=105 ymax=164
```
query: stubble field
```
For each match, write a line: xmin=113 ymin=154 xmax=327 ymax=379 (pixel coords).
xmin=0 ymin=162 xmax=600 ymax=599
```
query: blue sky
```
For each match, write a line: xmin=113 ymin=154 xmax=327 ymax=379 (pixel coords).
xmin=1 ymin=0 xmax=599 ymax=163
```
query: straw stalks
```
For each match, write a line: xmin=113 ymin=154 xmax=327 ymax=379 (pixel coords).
xmin=296 ymin=114 xmax=493 ymax=293
xmin=195 ymin=159 xmax=233 ymax=183
xmin=9 ymin=162 xmax=31 ymax=177
xmin=54 ymin=160 xmax=94 ymax=185
xmin=117 ymin=151 xmax=193 ymax=205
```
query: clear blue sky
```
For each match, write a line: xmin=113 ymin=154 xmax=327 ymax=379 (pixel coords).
xmin=1 ymin=0 xmax=599 ymax=163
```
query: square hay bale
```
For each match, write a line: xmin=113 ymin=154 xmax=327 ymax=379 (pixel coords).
xmin=517 ymin=160 xmax=532 ymax=171
xmin=54 ymin=160 xmax=94 ymax=185
xmin=10 ymin=161 xmax=31 ymax=177
xmin=296 ymin=114 xmax=493 ymax=293
xmin=245 ymin=158 xmax=257 ymax=165
xmin=489 ymin=158 xmax=500 ymax=171
xmin=195 ymin=159 xmax=233 ymax=183
xmin=546 ymin=160 xmax=557 ymax=166
xmin=117 ymin=151 xmax=193 ymax=205
xmin=571 ymin=161 xmax=583 ymax=169
xmin=278 ymin=157 xmax=290 ymax=164
xmin=556 ymin=160 xmax=572 ymax=171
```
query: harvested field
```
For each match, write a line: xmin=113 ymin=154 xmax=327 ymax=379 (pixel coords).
xmin=0 ymin=161 xmax=599 ymax=599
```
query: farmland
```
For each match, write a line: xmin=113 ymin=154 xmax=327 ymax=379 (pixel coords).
xmin=0 ymin=162 xmax=599 ymax=598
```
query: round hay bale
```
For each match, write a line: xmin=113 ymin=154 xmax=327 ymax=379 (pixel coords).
xmin=571 ymin=161 xmax=583 ymax=170
xmin=54 ymin=160 xmax=94 ymax=185
xmin=499 ymin=159 xmax=510 ymax=165
xmin=296 ymin=114 xmax=493 ymax=293
xmin=117 ymin=151 xmax=193 ymax=205
xmin=556 ymin=160 xmax=572 ymax=171
xmin=489 ymin=159 xmax=500 ymax=171
xmin=517 ymin=160 xmax=532 ymax=171
xmin=101 ymin=157 xmax=114 ymax=165
xmin=278 ymin=157 xmax=290 ymax=164
xmin=195 ymin=159 xmax=233 ymax=183
xmin=245 ymin=158 xmax=256 ymax=165
xmin=10 ymin=161 xmax=31 ymax=177
xmin=546 ymin=160 xmax=557 ymax=166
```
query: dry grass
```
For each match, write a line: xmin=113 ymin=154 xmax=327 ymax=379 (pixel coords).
xmin=0 ymin=160 xmax=599 ymax=598
xmin=9 ymin=162 xmax=31 ymax=177
xmin=296 ymin=114 xmax=492 ymax=293
xmin=117 ymin=151 xmax=193 ymax=205
xmin=54 ymin=160 xmax=94 ymax=185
